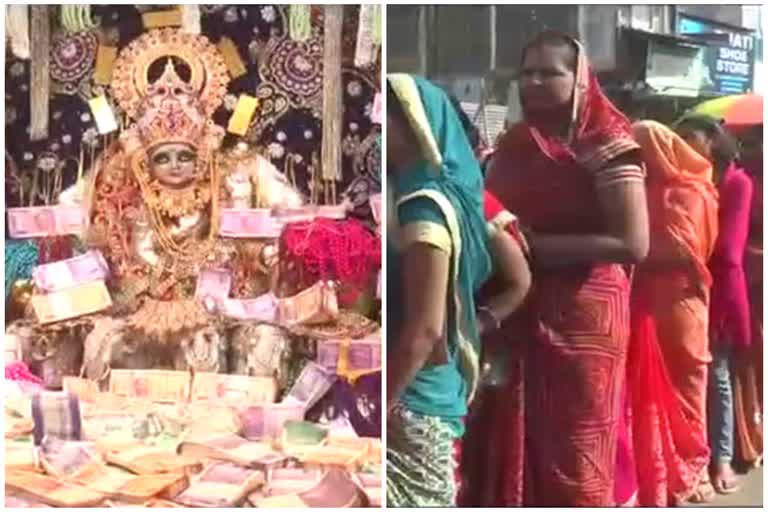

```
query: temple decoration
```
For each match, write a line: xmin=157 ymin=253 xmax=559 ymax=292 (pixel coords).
xmin=289 ymin=4 xmax=312 ymax=42
xmin=227 ymin=95 xmax=260 ymax=136
xmin=6 ymin=8 xmax=381 ymax=505
xmin=6 ymin=5 xmax=30 ymax=60
xmin=321 ymin=5 xmax=344 ymax=190
xmin=30 ymin=6 xmax=51 ymax=141
xmin=180 ymin=4 xmax=201 ymax=34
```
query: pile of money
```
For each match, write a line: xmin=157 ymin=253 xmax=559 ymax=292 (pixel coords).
xmin=219 ymin=209 xmax=284 ymax=239
xmin=5 ymin=470 xmax=106 ymax=507
xmin=7 ymin=206 xmax=86 ymax=239
xmin=174 ymin=462 xmax=263 ymax=508
xmin=276 ymin=281 xmax=339 ymax=326
xmin=30 ymin=281 xmax=112 ymax=325
xmin=259 ymin=467 xmax=322 ymax=498
xmin=32 ymin=250 xmax=109 ymax=292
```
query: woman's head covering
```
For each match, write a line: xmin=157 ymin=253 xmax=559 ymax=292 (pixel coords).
xmin=674 ymin=114 xmax=738 ymax=168
xmin=633 ymin=120 xmax=718 ymax=285
xmin=499 ymin=31 xmax=636 ymax=170
xmin=387 ymin=73 xmax=491 ymax=400
xmin=634 ymin=120 xmax=715 ymax=185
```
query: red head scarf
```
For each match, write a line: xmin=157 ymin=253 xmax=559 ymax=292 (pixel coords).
xmin=497 ymin=32 xmax=636 ymax=171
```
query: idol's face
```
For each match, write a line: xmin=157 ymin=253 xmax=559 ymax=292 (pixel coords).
xmin=148 ymin=142 xmax=199 ymax=189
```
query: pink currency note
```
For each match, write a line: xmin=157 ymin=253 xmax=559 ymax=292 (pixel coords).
xmin=32 ymin=250 xmax=109 ymax=293
xmin=283 ymin=362 xmax=335 ymax=411
xmin=371 ymin=93 xmax=382 ymax=124
xmin=263 ymin=403 xmax=305 ymax=438
xmin=315 ymin=204 xmax=348 ymax=220
xmin=195 ymin=268 xmax=232 ymax=301
xmin=348 ymin=340 xmax=381 ymax=371
xmin=7 ymin=206 xmax=86 ymax=239
xmin=316 ymin=343 xmax=340 ymax=373
xmin=219 ymin=209 xmax=284 ymax=238
xmin=221 ymin=293 xmax=277 ymax=322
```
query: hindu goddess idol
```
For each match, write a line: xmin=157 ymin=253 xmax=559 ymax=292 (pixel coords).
xmin=49 ymin=29 xmax=303 ymax=379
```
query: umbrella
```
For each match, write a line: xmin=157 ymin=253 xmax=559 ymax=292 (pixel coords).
xmin=692 ymin=94 xmax=763 ymax=129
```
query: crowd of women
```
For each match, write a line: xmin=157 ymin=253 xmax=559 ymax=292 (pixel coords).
xmin=386 ymin=31 xmax=763 ymax=507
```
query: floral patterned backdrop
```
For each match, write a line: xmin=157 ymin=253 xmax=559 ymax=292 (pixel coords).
xmin=5 ymin=5 xmax=381 ymax=218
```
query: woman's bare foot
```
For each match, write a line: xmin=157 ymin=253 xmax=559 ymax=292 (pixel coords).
xmin=712 ymin=461 xmax=742 ymax=494
xmin=687 ymin=471 xmax=716 ymax=504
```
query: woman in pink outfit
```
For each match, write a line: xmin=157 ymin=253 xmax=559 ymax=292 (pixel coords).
xmin=677 ymin=116 xmax=753 ymax=495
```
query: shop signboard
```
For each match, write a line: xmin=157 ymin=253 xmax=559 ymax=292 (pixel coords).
xmin=677 ymin=14 xmax=756 ymax=95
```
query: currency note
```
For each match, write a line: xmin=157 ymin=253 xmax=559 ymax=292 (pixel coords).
xmin=108 ymin=369 xmax=192 ymax=403
xmin=315 ymin=204 xmax=348 ymax=220
xmin=317 ymin=335 xmax=381 ymax=374
xmin=30 ymin=281 xmax=112 ymax=325
xmin=219 ymin=208 xmax=284 ymax=238
xmin=272 ymin=206 xmax=316 ymax=223
xmin=347 ymin=334 xmax=382 ymax=372
xmin=282 ymin=361 xmax=336 ymax=412
xmin=371 ymin=93 xmax=382 ymax=125
xmin=220 ymin=293 xmax=277 ymax=322
xmin=32 ymin=250 xmax=109 ymax=293
xmin=191 ymin=373 xmax=278 ymax=404
xmin=8 ymin=205 xmax=86 ymax=238
xmin=240 ymin=403 xmax=306 ymax=440
xmin=195 ymin=268 xmax=232 ymax=301
xmin=276 ymin=281 xmax=338 ymax=326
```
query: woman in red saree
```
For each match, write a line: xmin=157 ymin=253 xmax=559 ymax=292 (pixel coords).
xmin=476 ymin=32 xmax=649 ymax=506
xmin=629 ymin=120 xmax=718 ymax=505
xmin=458 ymin=191 xmax=531 ymax=507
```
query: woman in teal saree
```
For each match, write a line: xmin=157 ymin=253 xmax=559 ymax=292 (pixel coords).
xmin=385 ymin=74 xmax=493 ymax=507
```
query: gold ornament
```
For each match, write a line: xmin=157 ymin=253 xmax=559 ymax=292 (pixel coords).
xmin=111 ymin=28 xmax=229 ymax=119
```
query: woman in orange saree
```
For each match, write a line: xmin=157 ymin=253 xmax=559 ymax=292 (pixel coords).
xmin=476 ymin=32 xmax=649 ymax=506
xmin=630 ymin=121 xmax=718 ymax=505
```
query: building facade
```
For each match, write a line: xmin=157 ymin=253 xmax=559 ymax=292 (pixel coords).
xmin=388 ymin=5 xmax=763 ymax=124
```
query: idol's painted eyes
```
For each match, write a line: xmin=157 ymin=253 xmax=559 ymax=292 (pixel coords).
xmin=152 ymin=151 xmax=170 ymax=165
xmin=151 ymin=149 xmax=197 ymax=165
xmin=178 ymin=150 xmax=196 ymax=163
